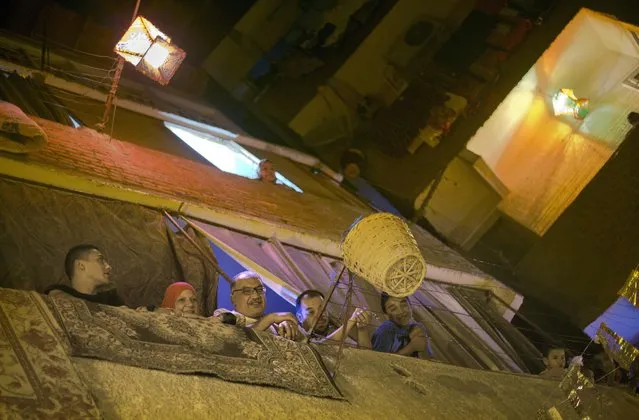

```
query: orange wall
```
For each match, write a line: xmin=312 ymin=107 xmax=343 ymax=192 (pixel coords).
xmin=495 ymin=96 xmax=612 ymax=235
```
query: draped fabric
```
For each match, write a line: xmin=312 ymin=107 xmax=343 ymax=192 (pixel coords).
xmin=0 ymin=178 xmax=219 ymax=313
xmin=47 ymin=292 xmax=342 ymax=398
xmin=0 ymin=100 xmax=47 ymax=154
xmin=0 ymin=289 xmax=100 ymax=418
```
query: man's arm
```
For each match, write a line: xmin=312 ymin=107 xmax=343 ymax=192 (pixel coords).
xmin=356 ymin=323 xmax=372 ymax=349
xmin=404 ymin=327 xmax=430 ymax=357
xmin=275 ymin=320 xmax=299 ymax=340
xmin=409 ymin=325 xmax=433 ymax=358
xmin=251 ymin=312 xmax=298 ymax=339
xmin=324 ymin=324 xmax=354 ymax=343
xmin=397 ymin=340 xmax=418 ymax=356
xmin=323 ymin=309 xmax=371 ymax=347
xmin=250 ymin=313 xmax=279 ymax=331
xmin=353 ymin=309 xmax=372 ymax=349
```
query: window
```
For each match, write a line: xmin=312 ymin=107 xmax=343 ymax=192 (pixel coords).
xmin=165 ymin=122 xmax=302 ymax=192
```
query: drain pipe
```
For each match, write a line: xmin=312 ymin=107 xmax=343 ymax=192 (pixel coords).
xmin=0 ymin=59 xmax=344 ymax=183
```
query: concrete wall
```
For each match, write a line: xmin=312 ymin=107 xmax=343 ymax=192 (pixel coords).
xmin=289 ymin=0 xmax=473 ymax=140
xmin=466 ymin=10 xmax=638 ymax=236
xmin=516 ymin=125 xmax=639 ymax=328
xmin=415 ymin=155 xmax=506 ymax=251
xmin=74 ymin=347 xmax=639 ymax=419
xmin=202 ymin=0 xmax=299 ymax=94
xmin=58 ymin=93 xmax=366 ymax=207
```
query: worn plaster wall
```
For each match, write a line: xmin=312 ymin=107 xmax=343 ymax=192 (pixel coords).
xmin=55 ymin=92 xmax=366 ymax=206
xmin=466 ymin=10 xmax=638 ymax=236
xmin=415 ymin=156 xmax=505 ymax=250
xmin=289 ymin=0 xmax=473 ymax=141
xmin=329 ymin=0 xmax=639 ymax=209
xmin=516 ymin=125 xmax=639 ymax=328
xmin=59 ymin=97 xmax=208 ymax=164
xmin=74 ymin=347 xmax=639 ymax=419
xmin=203 ymin=0 xmax=299 ymax=93
xmin=5 ymin=117 xmax=364 ymax=242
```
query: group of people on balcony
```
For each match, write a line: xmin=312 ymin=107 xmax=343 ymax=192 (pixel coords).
xmin=44 ymin=244 xmax=630 ymax=385
xmin=45 ymin=244 xmax=434 ymax=359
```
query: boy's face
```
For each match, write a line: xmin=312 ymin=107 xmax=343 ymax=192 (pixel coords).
xmin=544 ymin=349 xmax=566 ymax=370
xmin=384 ymin=297 xmax=412 ymax=327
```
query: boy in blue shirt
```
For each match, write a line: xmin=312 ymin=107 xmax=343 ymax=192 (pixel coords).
xmin=372 ymin=292 xmax=433 ymax=358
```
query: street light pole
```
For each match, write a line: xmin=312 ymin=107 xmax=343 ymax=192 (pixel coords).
xmin=96 ymin=0 xmax=141 ymax=132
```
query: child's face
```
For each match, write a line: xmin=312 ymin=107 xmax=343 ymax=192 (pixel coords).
xmin=384 ymin=297 xmax=412 ymax=327
xmin=544 ymin=349 xmax=566 ymax=370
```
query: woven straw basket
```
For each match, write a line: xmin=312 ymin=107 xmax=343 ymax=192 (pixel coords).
xmin=341 ymin=213 xmax=426 ymax=297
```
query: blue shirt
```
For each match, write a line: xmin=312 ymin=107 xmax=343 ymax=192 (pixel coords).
xmin=372 ymin=320 xmax=433 ymax=358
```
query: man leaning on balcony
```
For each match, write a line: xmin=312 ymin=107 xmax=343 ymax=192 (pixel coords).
xmin=296 ymin=289 xmax=372 ymax=348
xmin=214 ymin=271 xmax=299 ymax=340
xmin=45 ymin=244 xmax=126 ymax=307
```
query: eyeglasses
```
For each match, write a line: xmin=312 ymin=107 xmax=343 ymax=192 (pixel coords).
xmin=231 ymin=286 xmax=266 ymax=296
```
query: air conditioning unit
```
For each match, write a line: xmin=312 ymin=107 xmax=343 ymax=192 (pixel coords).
xmin=386 ymin=17 xmax=445 ymax=69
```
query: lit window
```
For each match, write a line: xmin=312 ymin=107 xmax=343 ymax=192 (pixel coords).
xmin=165 ymin=122 xmax=302 ymax=192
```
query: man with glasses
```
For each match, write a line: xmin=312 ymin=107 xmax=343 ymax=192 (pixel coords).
xmin=214 ymin=271 xmax=299 ymax=340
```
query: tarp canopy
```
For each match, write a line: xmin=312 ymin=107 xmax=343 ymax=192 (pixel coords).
xmin=0 ymin=174 xmax=541 ymax=373
xmin=190 ymin=218 xmax=540 ymax=373
xmin=0 ymin=177 xmax=219 ymax=314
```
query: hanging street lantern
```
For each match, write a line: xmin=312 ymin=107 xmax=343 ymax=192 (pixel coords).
xmin=552 ymin=88 xmax=589 ymax=120
xmin=114 ymin=16 xmax=186 ymax=86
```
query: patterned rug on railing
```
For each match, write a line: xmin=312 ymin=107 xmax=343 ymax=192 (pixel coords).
xmin=0 ymin=289 xmax=100 ymax=418
xmin=46 ymin=293 xmax=342 ymax=399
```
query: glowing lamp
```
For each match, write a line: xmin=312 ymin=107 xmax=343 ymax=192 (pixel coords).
xmin=552 ymin=88 xmax=589 ymax=120
xmin=114 ymin=16 xmax=186 ymax=86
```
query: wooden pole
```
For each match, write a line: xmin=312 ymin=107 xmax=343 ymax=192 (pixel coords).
xmin=96 ymin=0 xmax=141 ymax=131
xmin=333 ymin=270 xmax=354 ymax=378
xmin=162 ymin=210 xmax=233 ymax=284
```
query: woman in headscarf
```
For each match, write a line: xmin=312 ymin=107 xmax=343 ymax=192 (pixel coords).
xmin=161 ymin=282 xmax=200 ymax=317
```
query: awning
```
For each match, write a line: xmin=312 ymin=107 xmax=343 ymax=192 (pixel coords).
xmin=186 ymin=216 xmax=535 ymax=373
